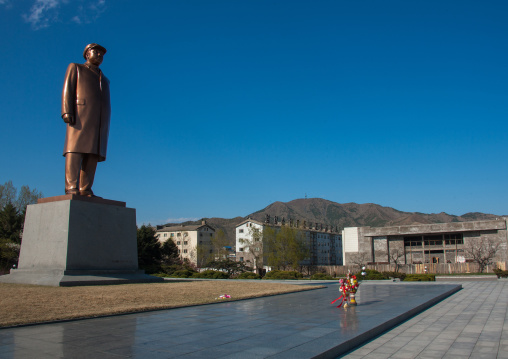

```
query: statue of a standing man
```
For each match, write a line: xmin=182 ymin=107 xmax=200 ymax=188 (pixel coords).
xmin=61 ymin=43 xmax=111 ymax=197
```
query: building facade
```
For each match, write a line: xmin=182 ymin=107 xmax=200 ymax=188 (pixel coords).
xmin=342 ymin=218 xmax=508 ymax=267
xmin=236 ymin=218 xmax=343 ymax=273
xmin=156 ymin=220 xmax=215 ymax=267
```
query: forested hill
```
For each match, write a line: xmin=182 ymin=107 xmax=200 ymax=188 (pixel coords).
xmin=160 ymin=198 xmax=504 ymax=246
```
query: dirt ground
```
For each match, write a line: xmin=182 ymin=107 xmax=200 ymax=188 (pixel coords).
xmin=0 ymin=281 xmax=321 ymax=327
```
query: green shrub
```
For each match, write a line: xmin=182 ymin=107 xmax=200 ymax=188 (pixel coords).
xmin=161 ymin=264 xmax=185 ymax=276
xmin=403 ymin=274 xmax=435 ymax=281
xmin=263 ymin=270 xmax=303 ymax=280
xmin=170 ymin=269 xmax=197 ymax=278
xmin=192 ymin=270 xmax=230 ymax=279
xmin=237 ymin=272 xmax=262 ymax=279
xmin=355 ymin=269 xmax=386 ymax=280
xmin=310 ymin=273 xmax=334 ymax=280
xmin=382 ymin=271 xmax=406 ymax=281
xmin=493 ymin=267 xmax=508 ymax=278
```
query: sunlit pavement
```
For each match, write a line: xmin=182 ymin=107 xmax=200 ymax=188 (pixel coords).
xmin=342 ymin=280 xmax=508 ymax=359
xmin=0 ymin=280 xmax=466 ymax=358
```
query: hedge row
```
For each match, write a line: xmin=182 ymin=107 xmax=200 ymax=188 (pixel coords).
xmin=263 ymin=270 xmax=303 ymax=280
xmin=493 ymin=267 xmax=508 ymax=278
xmin=354 ymin=269 xmax=435 ymax=281
xmin=153 ymin=269 xmax=436 ymax=281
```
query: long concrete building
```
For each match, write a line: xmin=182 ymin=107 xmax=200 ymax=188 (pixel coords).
xmin=236 ymin=218 xmax=343 ymax=274
xmin=342 ymin=218 xmax=508 ymax=268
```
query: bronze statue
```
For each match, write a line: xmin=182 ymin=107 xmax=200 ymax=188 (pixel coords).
xmin=61 ymin=43 xmax=111 ymax=197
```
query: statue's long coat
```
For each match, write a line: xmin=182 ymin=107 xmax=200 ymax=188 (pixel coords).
xmin=61 ymin=63 xmax=111 ymax=162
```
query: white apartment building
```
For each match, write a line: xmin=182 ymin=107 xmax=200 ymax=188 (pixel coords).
xmin=235 ymin=218 xmax=343 ymax=273
xmin=236 ymin=219 xmax=264 ymax=267
xmin=156 ymin=220 xmax=215 ymax=267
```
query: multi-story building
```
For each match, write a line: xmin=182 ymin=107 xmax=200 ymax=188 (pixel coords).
xmin=235 ymin=217 xmax=342 ymax=273
xmin=342 ymin=218 xmax=508 ymax=267
xmin=309 ymin=230 xmax=342 ymax=266
xmin=156 ymin=220 xmax=215 ymax=267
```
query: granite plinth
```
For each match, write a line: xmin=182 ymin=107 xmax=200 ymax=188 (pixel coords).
xmin=37 ymin=194 xmax=126 ymax=207
xmin=0 ymin=196 xmax=162 ymax=286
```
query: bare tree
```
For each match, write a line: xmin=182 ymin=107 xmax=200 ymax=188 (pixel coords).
xmin=464 ymin=238 xmax=502 ymax=273
xmin=238 ymin=226 xmax=265 ymax=274
xmin=0 ymin=181 xmax=16 ymax=209
xmin=388 ymin=248 xmax=405 ymax=272
xmin=348 ymin=252 xmax=370 ymax=270
xmin=0 ymin=181 xmax=42 ymax=213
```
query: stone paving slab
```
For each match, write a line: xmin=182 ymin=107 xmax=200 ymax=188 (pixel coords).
xmin=0 ymin=281 xmax=461 ymax=358
xmin=435 ymin=276 xmax=498 ymax=282
xmin=342 ymin=280 xmax=508 ymax=359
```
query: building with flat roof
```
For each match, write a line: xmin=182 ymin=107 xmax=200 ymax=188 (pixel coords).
xmin=156 ymin=220 xmax=215 ymax=267
xmin=342 ymin=218 xmax=508 ymax=268
xmin=236 ymin=217 xmax=342 ymax=273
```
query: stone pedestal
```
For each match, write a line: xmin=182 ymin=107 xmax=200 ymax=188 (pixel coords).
xmin=0 ymin=195 xmax=163 ymax=286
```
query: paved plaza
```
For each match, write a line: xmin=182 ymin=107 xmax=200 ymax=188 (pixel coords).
xmin=0 ymin=279 xmax=505 ymax=358
xmin=343 ymin=280 xmax=508 ymax=359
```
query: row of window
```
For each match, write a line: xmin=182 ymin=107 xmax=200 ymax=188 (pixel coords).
xmin=404 ymin=234 xmax=464 ymax=247
xmin=178 ymin=249 xmax=214 ymax=254
xmin=405 ymin=239 xmax=464 ymax=247
xmin=161 ymin=231 xmax=214 ymax=238
xmin=238 ymin=247 xmax=262 ymax=252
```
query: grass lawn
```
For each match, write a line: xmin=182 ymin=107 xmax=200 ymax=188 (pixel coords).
xmin=0 ymin=281 xmax=322 ymax=327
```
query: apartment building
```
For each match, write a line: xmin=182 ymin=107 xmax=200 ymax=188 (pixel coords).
xmin=156 ymin=220 xmax=215 ymax=266
xmin=235 ymin=217 xmax=342 ymax=272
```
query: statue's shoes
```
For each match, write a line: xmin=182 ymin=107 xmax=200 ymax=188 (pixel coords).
xmin=79 ymin=191 xmax=102 ymax=199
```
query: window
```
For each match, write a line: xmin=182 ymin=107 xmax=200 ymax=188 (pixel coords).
xmin=184 ymin=241 xmax=188 ymax=245
xmin=177 ymin=233 xmax=181 ymax=237
xmin=163 ymin=233 xmax=167 ymax=237
xmin=209 ymin=249 xmax=213 ymax=253
xmin=183 ymin=249 xmax=188 ymax=254
xmin=176 ymin=241 xmax=181 ymax=245
xmin=200 ymin=233 xmax=203 ymax=237
xmin=171 ymin=233 xmax=174 ymax=237
xmin=239 ymin=257 xmax=244 ymax=262
xmin=239 ymin=229 xmax=244 ymax=233
xmin=404 ymin=237 xmax=422 ymax=247
xmin=444 ymin=233 xmax=464 ymax=245
xmin=239 ymin=248 xmax=244 ymax=252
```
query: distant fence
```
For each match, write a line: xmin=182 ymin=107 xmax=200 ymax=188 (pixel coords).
xmin=315 ymin=262 xmax=506 ymax=276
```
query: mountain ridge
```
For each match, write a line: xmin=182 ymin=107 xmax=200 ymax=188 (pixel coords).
xmin=161 ymin=198 xmax=505 ymax=246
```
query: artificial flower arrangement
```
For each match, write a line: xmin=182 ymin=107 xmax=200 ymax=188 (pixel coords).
xmin=331 ymin=271 xmax=360 ymax=308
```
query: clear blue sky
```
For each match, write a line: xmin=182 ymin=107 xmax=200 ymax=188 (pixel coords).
xmin=1 ymin=0 xmax=507 ymax=225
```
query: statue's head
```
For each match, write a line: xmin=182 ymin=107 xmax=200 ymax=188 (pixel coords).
xmin=83 ymin=43 xmax=107 ymax=66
